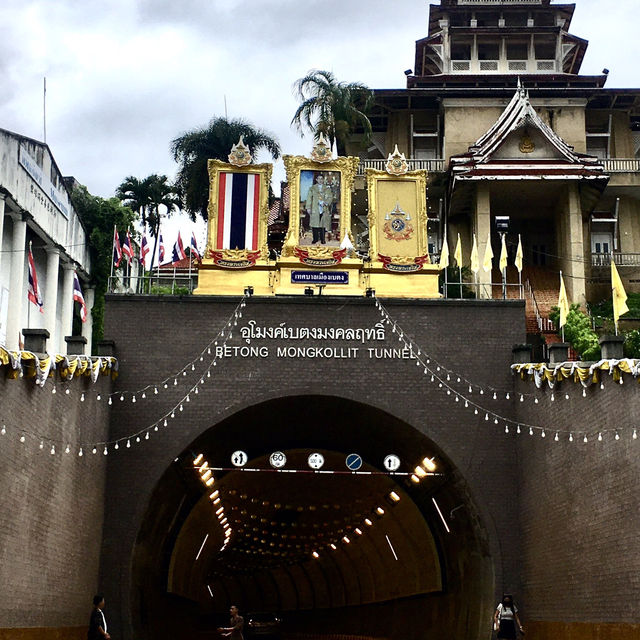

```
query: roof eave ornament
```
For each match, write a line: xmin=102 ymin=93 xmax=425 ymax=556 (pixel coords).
xmin=310 ymin=133 xmax=333 ymax=163
xmin=385 ymin=144 xmax=409 ymax=175
xmin=228 ymin=135 xmax=253 ymax=166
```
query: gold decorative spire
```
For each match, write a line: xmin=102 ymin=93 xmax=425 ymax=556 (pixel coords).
xmin=385 ymin=145 xmax=409 ymax=175
xmin=228 ymin=136 xmax=252 ymax=166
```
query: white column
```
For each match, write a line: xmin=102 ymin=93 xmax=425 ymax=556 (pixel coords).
xmin=5 ymin=213 xmax=27 ymax=350
xmin=81 ymin=286 xmax=95 ymax=353
xmin=0 ymin=194 xmax=6 ymax=278
xmin=44 ymin=247 xmax=60 ymax=353
xmin=60 ymin=263 xmax=75 ymax=354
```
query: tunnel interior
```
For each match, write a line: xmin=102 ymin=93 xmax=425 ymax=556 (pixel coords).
xmin=131 ymin=396 xmax=495 ymax=640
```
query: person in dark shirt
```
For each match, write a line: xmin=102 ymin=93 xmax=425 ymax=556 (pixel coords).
xmin=218 ymin=605 xmax=244 ymax=640
xmin=88 ymin=595 xmax=110 ymax=640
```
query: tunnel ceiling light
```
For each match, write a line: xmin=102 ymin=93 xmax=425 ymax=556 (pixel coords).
xmin=194 ymin=454 xmax=204 ymax=466
xmin=422 ymin=457 xmax=437 ymax=472
xmin=342 ymin=536 xmax=350 ymax=544
xmin=414 ymin=465 xmax=427 ymax=478
xmin=205 ymin=477 xmax=215 ymax=486
xmin=201 ymin=469 xmax=212 ymax=481
xmin=216 ymin=506 xmax=224 ymax=515
xmin=220 ymin=517 xmax=227 ymax=525
xmin=312 ymin=551 xmax=319 ymax=559
xmin=213 ymin=497 xmax=221 ymax=505
xmin=410 ymin=474 xmax=420 ymax=484
xmin=209 ymin=490 xmax=219 ymax=500
xmin=364 ymin=518 xmax=373 ymax=526
xmin=199 ymin=461 xmax=209 ymax=473
xmin=375 ymin=506 xmax=385 ymax=516
xmin=195 ymin=533 xmax=209 ymax=561
xmin=330 ymin=543 xmax=337 ymax=550
xmin=354 ymin=528 xmax=363 ymax=535
xmin=389 ymin=491 xmax=401 ymax=502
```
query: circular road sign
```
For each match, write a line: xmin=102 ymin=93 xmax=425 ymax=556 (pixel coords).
xmin=307 ymin=452 xmax=325 ymax=470
xmin=383 ymin=454 xmax=401 ymax=472
xmin=269 ymin=451 xmax=287 ymax=469
xmin=346 ymin=453 xmax=363 ymax=471
xmin=231 ymin=450 xmax=248 ymax=467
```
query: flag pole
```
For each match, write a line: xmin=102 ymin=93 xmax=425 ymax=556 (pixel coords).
xmin=189 ymin=241 xmax=193 ymax=293
xmin=560 ymin=270 xmax=565 ymax=342
xmin=110 ymin=225 xmax=116 ymax=293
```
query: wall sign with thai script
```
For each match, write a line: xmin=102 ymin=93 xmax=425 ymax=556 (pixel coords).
xmin=291 ymin=271 xmax=349 ymax=285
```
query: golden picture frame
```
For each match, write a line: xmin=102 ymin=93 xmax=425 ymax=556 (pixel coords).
xmin=281 ymin=154 xmax=359 ymax=258
xmin=204 ymin=159 xmax=273 ymax=264
xmin=366 ymin=168 xmax=429 ymax=265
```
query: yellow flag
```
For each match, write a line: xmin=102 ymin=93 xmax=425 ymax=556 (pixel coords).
xmin=558 ymin=272 xmax=570 ymax=328
xmin=611 ymin=260 xmax=629 ymax=328
xmin=470 ymin=234 xmax=479 ymax=274
xmin=515 ymin=234 xmax=523 ymax=273
xmin=439 ymin=235 xmax=449 ymax=271
xmin=482 ymin=230 xmax=493 ymax=273
xmin=499 ymin=234 xmax=508 ymax=271
xmin=454 ymin=233 xmax=462 ymax=267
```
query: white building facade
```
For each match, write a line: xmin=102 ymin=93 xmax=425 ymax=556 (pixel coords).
xmin=0 ymin=128 xmax=94 ymax=353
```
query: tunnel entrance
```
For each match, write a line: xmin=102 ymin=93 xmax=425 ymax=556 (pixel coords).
xmin=131 ymin=396 xmax=495 ymax=640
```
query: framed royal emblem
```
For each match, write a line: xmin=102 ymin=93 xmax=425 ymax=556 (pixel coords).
xmin=204 ymin=159 xmax=272 ymax=268
xmin=281 ymin=154 xmax=359 ymax=264
xmin=366 ymin=168 xmax=429 ymax=269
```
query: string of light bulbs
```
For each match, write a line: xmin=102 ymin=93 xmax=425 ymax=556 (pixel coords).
xmin=0 ymin=297 xmax=248 ymax=455
xmin=374 ymin=297 xmax=639 ymax=443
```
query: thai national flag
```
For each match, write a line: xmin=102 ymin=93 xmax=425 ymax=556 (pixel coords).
xmin=113 ymin=228 xmax=122 ymax=267
xmin=159 ymin=232 xmax=165 ymax=262
xmin=216 ymin=172 xmax=260 ymax=250
xmin=122 ymin=230 xmax=134 ymax=262
xmin=172 ymin=232 xmax=186 ymax=265
xmin=73 ymin=271 xmax=87 ymax=323
xmin=140 ymin=232 xmax=150 ymax=264
xmin=27 ymin=244 xmax=44 ymax=313
xmin=190 ymin=232 xmax=201 ymax=260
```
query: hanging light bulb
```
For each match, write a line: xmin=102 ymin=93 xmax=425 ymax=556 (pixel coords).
xmin=80 ymin=393 xmax=85 ymax=402
xmin=554 ymin=432 xmax=559 ymax=441
xmin=39 ymin=441 xmax=44 ymax=449
xmin=132 ymin=396 xmax=136 ymax=403
xmin=136 ymin=436 xmax=141 ymax=443
xmin=479 ymin=389 xmax=484 ymax=395
xmin=108 ymin=397 xmax=112 ymax=405
xmin=529 ymin=427 xmax=534 ymax=436
xmin=600 ymin=382 xmax=604 ymax=390
xmin=583 ymin=434 xmax=588 ymax=443
xmin=474 ymin=408 xmax=478 ymax=415
xmin=598 ymin=432 xmax=603 ymax=441
xmin=485 ymin=413 xmax=489 ymax=421
xmin=114 ymin=442 xmax=119 ymax=450
xmin=582 ymin=388 xmax=586 ymax=397
xmin=506 ymin=393 xmax=510 ymax=400
xmin=516 ymin=425 xmax=521 ymax=434
xmin=65 ymin=445 xmax=70 ymax=454
xmin=615 ymin=432 xmax=620 ymax=441
xmin=174 ymin=379 xmax=178 ymax=385
xmin=52 ymin=387 xmax=57 ymax=394
xmin=154 ymin=387 xmax=158 ymax=395
xmin=120 ymin=395 xmax=124 ymax=401
xmin=469 ymin=386 xmax=473 ymax=393
xmin=464 ymin=400 xmax=468 ymax=408
xmin=92 ymin=446 xmax=97 ymax=454
xmin=141 ymin=392 xmax=146 ymax=399
xmin=492 ymin=392 xmax=497 ymax=400
xmin=103 ymin=446 xmax=108 ymax=455
xmin=182 ymin=371 xmax=187 ymax=377
xmin=564 ymin=393 xmax=569 ymax=400
xmin=505 ymin=425 xmax=509 ymax=434
xmin=97 ymin=394 xmax=101 ymax=401
xmin=569 ymin=433 xmax=573 ymax=442
xmin=0 ymin=425 xmax=5 ymax=435
xmin=550 ymin=393 xmax=555 ymax=402
xmin=145 ymin=432 xmax=149 ymax=440
xmin=50 ymin=445 xmax=55 ymax=455
xmin=78 ymin=448 xmax=83 ymax=457
xmin=164 ymin=383 xmax=168 ymax=389
xmin=534 ymin=397 xmax=539 ymax=404
xmin=494 ymin=418 xmax=499 ymax=424
xmin=541 ymin=430 xmax=546 ymax=438
xmin=126 ymin=440 xmax=131 ymax=448
xmin=20 ymin=435 xmax=26 ymax=443
xmin=65 ymin=388 xmax=70 ymax=395
xmin=633 ymin=429 xmax=637 ymax=440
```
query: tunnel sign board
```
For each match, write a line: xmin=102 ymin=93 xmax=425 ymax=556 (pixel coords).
xmin=383 ymin=455 xmax=401 ymax=472
xmin=269 ymin=451 xmax=287 ymax=468
xmin=307 ymin=452 xmax=325 ymax=469
xmin=231 ymin=450 xmax=248 ymax=467
xmin=345 ymin=453 xmax=363 ymax=471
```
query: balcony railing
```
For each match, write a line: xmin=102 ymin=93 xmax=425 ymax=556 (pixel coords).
xmin=602 ymin=158 xmax=640 ymax=173
xmin=357 ymin=158 xmax=445 ymax=175
xmin=592 ymin=252 xmax=640 ymax=267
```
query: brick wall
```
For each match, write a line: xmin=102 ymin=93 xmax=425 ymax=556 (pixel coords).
xmin=0 ymin=370 xmax=112 ymax=635
xmin=102 ymin=295 xmax=526 ymax=640
xmin=515 ymin=374 xmax=640 ymax=633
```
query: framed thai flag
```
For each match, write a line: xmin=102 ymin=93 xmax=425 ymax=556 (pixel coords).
xmin=205 ymin=159 xmax=272 ymax=268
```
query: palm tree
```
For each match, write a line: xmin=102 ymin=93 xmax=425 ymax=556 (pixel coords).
xmin=116 ymin=174 xmax=179 ymax=267
xmin=291 ymin=69 xmax=373 ymax=156
xmin=171 ymin=117 xmax=281 ymax=221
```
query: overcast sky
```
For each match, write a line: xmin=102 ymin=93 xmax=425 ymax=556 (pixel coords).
xmin=2 ymin=0 xmax=638 ymax=245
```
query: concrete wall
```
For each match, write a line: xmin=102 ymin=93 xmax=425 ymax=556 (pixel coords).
xmin=0 ymin=371 xmax=112 ymax=640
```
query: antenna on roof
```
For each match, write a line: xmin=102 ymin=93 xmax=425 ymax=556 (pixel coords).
xmin=43 ymin=77 xmax=47 ymax=144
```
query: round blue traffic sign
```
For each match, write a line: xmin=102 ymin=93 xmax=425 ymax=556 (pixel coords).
xmin=346 ymin=453 xmax=363 ymax=471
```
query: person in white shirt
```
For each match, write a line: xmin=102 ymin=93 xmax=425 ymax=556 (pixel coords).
xmin=494 ymin=594 xmax=524 ymax=638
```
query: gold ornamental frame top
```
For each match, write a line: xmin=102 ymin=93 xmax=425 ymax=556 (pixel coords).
xmin=205 ymin=159 xmax=273 ymax=259
xmin=281 ymin=154 xmax=359 ymax=257
xmin=366 ymin=168 xmax=429 ymax=261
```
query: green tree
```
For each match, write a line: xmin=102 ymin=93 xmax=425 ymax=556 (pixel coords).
xmin=291 ymin=69 xmax=373 ymax=156
xmin=71 ymin=185 xmax=136 ymax=348
xmin=116 ymin=174 xmax=179 ymax=267
xmin=171 ymin=117 xmax=280 ymax=221
xmin=549 ymin=303 xmax=601 ymax=361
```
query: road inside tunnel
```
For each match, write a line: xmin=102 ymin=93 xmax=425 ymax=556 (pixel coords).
xmin=130 ymin=396 xmax=495 ymax=640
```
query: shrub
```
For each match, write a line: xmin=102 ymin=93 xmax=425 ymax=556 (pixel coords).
xmin=549 ymin=304 xmax=601 ymax=361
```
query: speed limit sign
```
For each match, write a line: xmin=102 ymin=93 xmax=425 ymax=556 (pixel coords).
xmin=269 ymin=451 xmax=287 ymax=469
xmin=307 ymin=452 xmax=325 ymax=469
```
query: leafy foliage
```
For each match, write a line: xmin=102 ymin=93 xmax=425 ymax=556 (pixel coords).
xmin=623 ymin=329 xmax=640 ymax=358
xmin=549 ymin=303 xmax=601 ymax=361
xmin=71 ymin=185 xmax=136 ymax=348
xmin=589 ymin=293 xmax=640 ymax=320
xmin=149 ymin=285 xmax=191 ymax=296
xmin=171 ymin=117 xmax=280 ymax=221
xmin=291 ymin=69 xmax=373 ymax=155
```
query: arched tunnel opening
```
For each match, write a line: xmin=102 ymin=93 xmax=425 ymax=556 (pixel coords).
xmin=131 ymin=396 xmax=495 ymax=640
